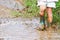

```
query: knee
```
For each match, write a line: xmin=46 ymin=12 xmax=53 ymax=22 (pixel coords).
xmin=40 ymin=9 xmax=45 ymax=16
xmin=48 ymin=13 xmax=52 ymax=18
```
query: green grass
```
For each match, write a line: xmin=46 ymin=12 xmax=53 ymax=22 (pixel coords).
xmin=10 ymin=10 xmax=21 ymax=17
xmin=10 ymin=10 xmax=39 ymax=18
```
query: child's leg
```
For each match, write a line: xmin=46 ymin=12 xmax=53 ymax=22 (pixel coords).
xmin=47 ymin=7 xmax=52 ymax=23
xmin=39 ymin=5 xmax=46 ymax=29
xmin=40 ymin=5 xmax=46 ymax=22
xmin=46 ymin=2 xmax=56 ymax=28
xmin=37 ymin=1 xmax=47 ymax=30
xmin=46 ymin=7 xmax=52 ymax=27
xmin=40 ymin=5 xmax=46 ymax=16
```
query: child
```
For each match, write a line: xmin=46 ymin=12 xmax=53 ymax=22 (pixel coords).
xmin=37 ymin=0 xmax=58 ymax=30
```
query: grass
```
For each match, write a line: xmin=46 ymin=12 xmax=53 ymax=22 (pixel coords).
xmin=10 ymin=10 xmax=39 ymax=18
xmin=11 ymin=10 xmax=21 ymax=17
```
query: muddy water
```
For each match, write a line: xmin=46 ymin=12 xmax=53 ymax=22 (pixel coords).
xmin=0 ymin=17 xmax=60 ymax=40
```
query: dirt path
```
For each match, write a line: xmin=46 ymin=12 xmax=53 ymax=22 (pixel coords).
xmin=0 ymin=0 xmax=25 ymax=11
xmin=0 ymin=18 xmax=60 ymax=40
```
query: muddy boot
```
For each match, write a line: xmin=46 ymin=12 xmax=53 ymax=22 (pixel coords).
xmin=46 ymin=22 xmax=52 ymax=31
xmin=38 ymin=22 xmax=45 ymax=31
xmin=38 ymin=15 xmax=45 ymax=31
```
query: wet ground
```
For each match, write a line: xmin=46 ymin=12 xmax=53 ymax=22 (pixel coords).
xmin=0 ymin=17 xmax=60 ymax=40
xmin=0 ymin=0 xmax=25 ymax=10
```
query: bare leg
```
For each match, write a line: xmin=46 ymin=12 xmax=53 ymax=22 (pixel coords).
xmin=47 ymin=7 xmax=52 ymax=23
xmin=40 ymin=5 xmax=46 ymax=22
xmin=46 ymin=7 xmax=53 ymax=27
xmin=40 ymin=6 xmax=46 ymax=16
xmin=39 ymin=5 xmax=46 ymax=30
